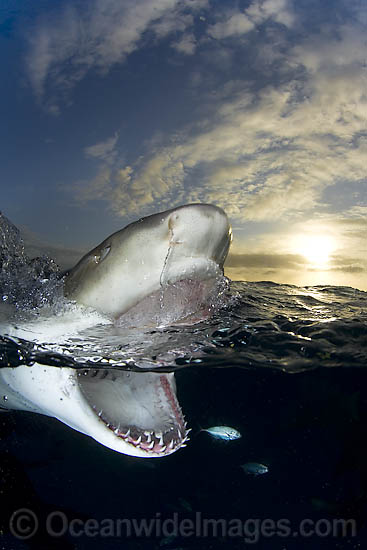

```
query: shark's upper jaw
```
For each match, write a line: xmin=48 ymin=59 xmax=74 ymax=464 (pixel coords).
xmin=77 ymin=369 xmax=188 ymax=457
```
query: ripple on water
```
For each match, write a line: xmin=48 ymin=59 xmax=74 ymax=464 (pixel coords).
xmin=1 ymin=281 xmax=366 ymax=373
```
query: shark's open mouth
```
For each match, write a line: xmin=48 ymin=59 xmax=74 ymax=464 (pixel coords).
xmin=77 ymin=369 xmax=188 ymax=456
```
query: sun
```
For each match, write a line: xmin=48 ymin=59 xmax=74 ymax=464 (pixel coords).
xmin=293 ymin=234 xmax=336 ymax=268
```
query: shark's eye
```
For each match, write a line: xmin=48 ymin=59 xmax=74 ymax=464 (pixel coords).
xmin=94 ymin=245 xmax=111 ymax=264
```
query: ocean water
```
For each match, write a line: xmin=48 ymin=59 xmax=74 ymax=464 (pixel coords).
xmin=1 ymin=213 xmax=367 ymax=549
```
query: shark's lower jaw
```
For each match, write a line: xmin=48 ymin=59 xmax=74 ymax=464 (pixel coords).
xmin=77 ymin=369 xmax=188 ymax=457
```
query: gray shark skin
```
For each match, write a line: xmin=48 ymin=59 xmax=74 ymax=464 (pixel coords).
xmin=64 ymin=203 xmax=232 ymax=321
xmin=0 ymin=204 xmax=232 ymax=458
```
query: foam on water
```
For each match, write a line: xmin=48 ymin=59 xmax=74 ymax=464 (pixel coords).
xmin=0 ymin=300 xmax=111 ymax=344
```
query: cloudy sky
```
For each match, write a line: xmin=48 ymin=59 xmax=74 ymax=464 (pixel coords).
xmin=1 ymin=0 xmax=366 ymax=289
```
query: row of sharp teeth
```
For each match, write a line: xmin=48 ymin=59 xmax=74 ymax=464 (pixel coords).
xmin=94 ymin=407 xmax=190 ymax=452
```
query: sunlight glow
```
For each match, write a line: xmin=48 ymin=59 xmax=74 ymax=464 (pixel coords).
xmin=293 ymin=234 xmax=337 ymax=268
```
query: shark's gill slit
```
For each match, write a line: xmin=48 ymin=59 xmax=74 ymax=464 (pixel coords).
xmin=77 ymin=369 xmax=188 ymax=456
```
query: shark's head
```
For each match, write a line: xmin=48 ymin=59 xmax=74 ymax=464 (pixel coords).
xmin=1 ymin=204 xmax=231 ymax=458
xmin=64 ymin=203 xmax=232 ymax=323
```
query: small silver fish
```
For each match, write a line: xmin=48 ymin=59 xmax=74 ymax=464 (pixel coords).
xmin=202 ymin=426 xmax=242 ymax=441
xmin=241 ymin=462 xmax=269 ymax=476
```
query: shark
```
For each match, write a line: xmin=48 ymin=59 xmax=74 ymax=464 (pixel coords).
xmin=0 ymin=204 xmax=232 ymax=457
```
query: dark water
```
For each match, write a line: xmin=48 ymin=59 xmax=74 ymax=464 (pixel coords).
xmin=1 ymin=212 xmax=367 ymax=549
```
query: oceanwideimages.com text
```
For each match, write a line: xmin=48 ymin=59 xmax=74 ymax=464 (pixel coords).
xmin=9 ymin=509 xmax=357 ymax=543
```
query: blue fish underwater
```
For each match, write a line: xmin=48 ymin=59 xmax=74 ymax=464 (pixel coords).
xmin=241 ymin=462 xmax=269 ymax=476
xmin=201 ymin=426 xmax=242 ymax=441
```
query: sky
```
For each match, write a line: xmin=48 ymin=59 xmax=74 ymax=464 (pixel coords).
xmin=1 ymin=0 xmax=366 ymax=290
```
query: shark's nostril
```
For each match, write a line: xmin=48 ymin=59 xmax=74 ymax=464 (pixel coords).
xmin=94 ymin=245 xmax=111 ymax=264
xmin=99 ymin=245 xmax=111 ymax=262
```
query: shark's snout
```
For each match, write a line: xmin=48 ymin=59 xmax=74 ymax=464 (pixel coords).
xmin=64 ymin=203 xmax=232 ymax=320
xmin=161 ymin=204 xmax=232 ymax=287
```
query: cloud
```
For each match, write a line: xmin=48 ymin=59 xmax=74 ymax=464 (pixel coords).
xmin=74 ymin=5 xmax=364 ymax=221
xmin=84 ymin=133 xmax=119 ymax=163
xmin=73 ymin=165 xmax=113 ymax=204
xmin=223 ymin=201 xmax=367 ymax=285
xmin=172 ymin=33 xmax=197 ymax=55
xmin=25 ymin=0 xmax=298 ymax=112
xmin=208 ymin=14 xmax=255 ymax=39
xmin=329 ymin=262 xmax=365 ymax=274
xmin=226 ymin=251 xmax=366 ymax=277
xmin=25 ymin=0 xmax=193 ymax=110
xmin=99 ymin=76 xmax=364 ymax=220
xmin=341 ymin=206 xmax=367 ymax=220
xmin=61 ymin=0 xmax=365 ymax=238
xmin=207 ymin=0 xmax=294 ymax=40
xmin=246 ymin=0 xmax=295 ymax=27
xmin=226 ymin=252 xmax=306 ymax=270
xmin=225 ymin=247 xmax=367 ymax=290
